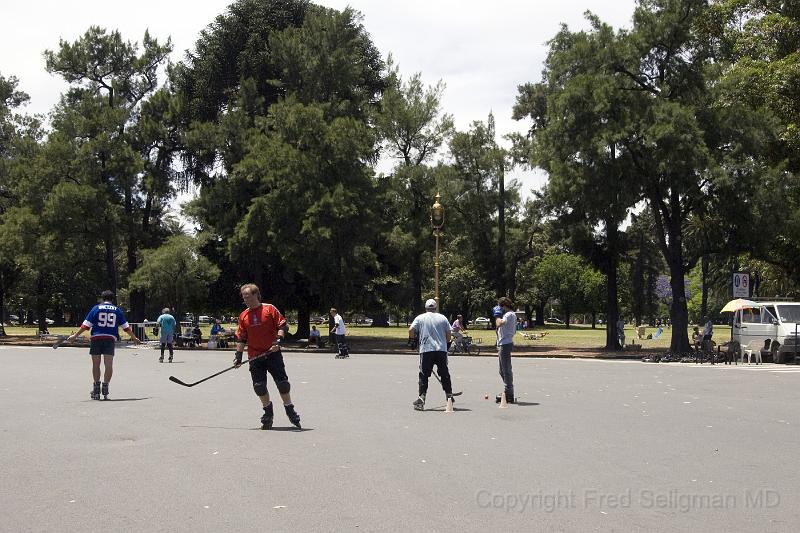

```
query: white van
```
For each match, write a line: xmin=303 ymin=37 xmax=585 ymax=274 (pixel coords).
xmin=732 ymin=301 xmax=800 ymax=363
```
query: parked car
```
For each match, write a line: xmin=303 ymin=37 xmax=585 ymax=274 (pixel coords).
xmin=472 ymin=317 xmax=490 ymax=326
xmin=312 ymin=316 xmax=327 ymax=324
xmin=8 ymin=314 xmax=20 ymax=324
xmin=545 ymin=317 xmax=564 ymax=324
xmin=198 ymin=315 xmax=213 ymax=324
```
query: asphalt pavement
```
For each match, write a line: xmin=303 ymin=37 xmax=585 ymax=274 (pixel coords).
xmin=1 ymin=345 xmax=799 ymax=532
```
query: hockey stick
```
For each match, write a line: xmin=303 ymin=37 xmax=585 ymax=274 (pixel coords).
xmin=168 ymin=350 xmax=271 ymax=388
xmin=432 ymin=370 xmax=462 ymax=396
xmin=52 ymin=335 xmax=69 ymax=349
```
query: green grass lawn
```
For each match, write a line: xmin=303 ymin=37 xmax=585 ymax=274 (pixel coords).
xmin=3 ymin=323 xmax=729 ymax=350
xmin=306 ymin=323 xmax=731 ymax=350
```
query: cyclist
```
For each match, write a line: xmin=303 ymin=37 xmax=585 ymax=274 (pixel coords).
xmin=451 ymin=314 xmax=467 ymax=352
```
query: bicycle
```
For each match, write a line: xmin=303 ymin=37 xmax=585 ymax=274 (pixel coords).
xmin=449 ymin=335 xmax=481 ymax=356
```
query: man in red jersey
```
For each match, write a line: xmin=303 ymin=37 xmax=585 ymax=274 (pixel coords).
xmin=234 ymin=283 xmax=301 ymax=429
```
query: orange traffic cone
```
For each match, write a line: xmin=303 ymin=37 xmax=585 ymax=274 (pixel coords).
xmin=499 ymin=391 xmax=509 ymax=408
xmin=445 ymin=396 xmax=454 ymax=413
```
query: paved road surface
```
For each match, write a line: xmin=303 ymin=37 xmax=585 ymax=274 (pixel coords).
xmin=1 ymin=345 xmax=798 ymax=532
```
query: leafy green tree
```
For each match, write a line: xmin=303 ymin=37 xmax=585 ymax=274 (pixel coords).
xmin=375 ymin=59 xmax=454 ymax=314
xmin=531 ymin=253 xmax=588 ymax=328
xmin=704 ymin=1 xmax=800 ymax=285
xmin=180 ymin=4 xmax=385 ymax=336
xmin=0 ymin=73 xmax=31 ymax=332
xmin=449 ymin=114 xmax=520 ymax=297
xmin=580 ymin=267 xmax=607 ymax=328
xmin=128 ymin=235 xmax=220 ymax=318
xmin=44 ymin=27 xmax=173 ymax=319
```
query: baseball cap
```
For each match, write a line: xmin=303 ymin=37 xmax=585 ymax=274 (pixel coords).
xmin=425 ymin=299 xmax=438 ymax=310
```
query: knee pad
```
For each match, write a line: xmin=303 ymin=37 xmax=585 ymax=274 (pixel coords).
xmin=276 ymin=380 xmax=291 ymax=394
xmin=253 ymin=380 xmax=268 ymax=396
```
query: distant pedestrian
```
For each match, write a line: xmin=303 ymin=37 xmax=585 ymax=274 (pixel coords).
xmin=157 ymin=307 xmax=176 ymax=362
xmin=493 ymin=297 xmax=517 ymax=404
xmin=409 ymin=299 xmax=454 ymax=411
xmin=330 ymin=307 xmax=348 ymax=358
xmin=66 ymin=290 xmax=140 ymax=400
xmin=451 ymin=314 xmax=467 ymax=351
xmin=617 ymin=317 xmax=626 ymax=349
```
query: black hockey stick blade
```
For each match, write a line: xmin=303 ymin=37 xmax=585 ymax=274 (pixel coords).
xmin=432 ymin=370 xmax=462 ymax=396
xmin=168 ymin=350 xmax=271 ymax=388
xmin=52 ymin=336 xmax=68 ymax=349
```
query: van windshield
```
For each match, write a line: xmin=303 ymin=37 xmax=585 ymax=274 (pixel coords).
xmin=776 ymin=305 xmax=800 ymax=324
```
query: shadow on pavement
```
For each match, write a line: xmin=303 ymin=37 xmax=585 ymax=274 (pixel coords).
xmin=80 ymin=397 xmax=152 ymax=402
xmin=179 ymin=425 xmax=313 ymax=432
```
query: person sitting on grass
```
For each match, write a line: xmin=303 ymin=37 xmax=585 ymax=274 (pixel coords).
xmin=692 ymin=326 xmax=702 ymax=352
xmin=308 ymin=325 xmax=321 ymax=348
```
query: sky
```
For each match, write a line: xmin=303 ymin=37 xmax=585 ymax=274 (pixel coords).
xmin=1 ymin=0 xmax=638 ymax=198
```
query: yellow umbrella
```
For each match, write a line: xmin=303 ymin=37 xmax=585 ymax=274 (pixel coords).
xmin=720 ymin=298 xmax=760 ymax=313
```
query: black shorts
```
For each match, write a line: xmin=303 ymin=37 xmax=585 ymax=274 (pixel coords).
xmin=89 ymin=338 xmax=116 ymax=356
xmin=249 ymin=351 xmax=288 ymax=385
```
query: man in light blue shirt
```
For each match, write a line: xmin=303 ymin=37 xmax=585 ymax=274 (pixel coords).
xmin=157 ymin=307 xmax=177 ymax=363
xmin=494 ymin=297 xmax=517 ymax=403
xmin=409 ymin=299 xmax=453 ymax=411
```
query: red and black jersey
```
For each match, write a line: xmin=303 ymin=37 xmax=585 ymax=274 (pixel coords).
xmin=236 ymin=304 xmax=286 ymax=358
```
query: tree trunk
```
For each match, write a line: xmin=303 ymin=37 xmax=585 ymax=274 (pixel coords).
xmin=295 ymin=306 xmax=310 ymax=338
xmin=0 ymin=288 xmax=6 ymax=337
xmin=535 ymin=301 xmax=546 ymax=326
xmin=667 ymin=255 xmax=691 ymax=354
xmin=497 ymin=165 xmax=506 ymax=296
xmin=604 ymin=223 xmax=620 ymax=350
xmin=36 ymin=275 xmax=48 ymax=333
xmin=105 ymin=238 xmax=117 ymax=295
xmin=700 ymin=252 xmax=709 ymax=322
xmin=411 ymin=250 xmax=423 ymax=314
xmin=632 ymin=231 xmax=645 ymax=326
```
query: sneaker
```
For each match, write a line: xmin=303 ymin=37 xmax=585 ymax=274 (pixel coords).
xmin=168 ymin=356 xmax=173 ymax=363
xmin=446 ymin=394 xmax=456 ymax=405
xmin=90 ymin=383 xmax=101 ymax=400
xmin=101 ymin=382 xmax=109 ymax=400
xmin=413 ymin=395 xmax=425 ymax=411
xmin=159 ymin=356 xmax=164 ymax=363
xmin=495 ymin=394 xmax=515 ymax=404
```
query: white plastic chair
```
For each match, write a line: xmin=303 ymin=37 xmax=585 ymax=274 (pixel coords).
xmin=742 ymin=340 xmax=763 ymax=365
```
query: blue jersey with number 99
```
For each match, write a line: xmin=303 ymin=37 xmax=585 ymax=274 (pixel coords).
xmin=82 ymin=303 xmax=130 ymax=340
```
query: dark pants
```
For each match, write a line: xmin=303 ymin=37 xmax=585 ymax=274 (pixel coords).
xmin=498 ymin=343 xmax=514 ymax=397
xmin=418 ymin=351 xmax=451 ymax=396
xmin=335 ymin=334 xmax=348 ymax=355
xmin=248 ymin=351 xmax=289 ymax=393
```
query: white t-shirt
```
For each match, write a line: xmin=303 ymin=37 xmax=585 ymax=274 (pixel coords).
xmin=333 ymin=314 xmax=346 ymax=335
xmin=410 ymin=312 xmax=450 ymax=353
xmin=496 ymin=310 xmax=517 ymax=346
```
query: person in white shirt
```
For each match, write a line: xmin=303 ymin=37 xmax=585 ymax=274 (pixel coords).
xmin=330 ymin=307 xmax=348 ymax=358
xmin=494 ymin=297 xmax=517 ymax=403
xmin=409 ymin=299 xmax=454 ymax=411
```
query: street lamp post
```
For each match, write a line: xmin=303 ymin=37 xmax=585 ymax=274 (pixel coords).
xmin=430 ymin=192 xmax=445 ymax=306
